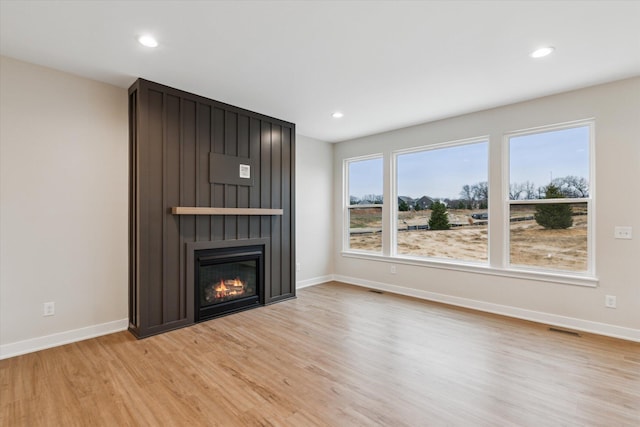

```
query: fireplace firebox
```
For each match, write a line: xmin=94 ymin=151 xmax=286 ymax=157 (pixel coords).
xmin=195 ymin=245 xmax=264 ymax=322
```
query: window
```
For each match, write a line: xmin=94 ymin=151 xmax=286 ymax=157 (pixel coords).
xmin=341 ymin=120 xmax=595 ymax=285
xmin=345 ymin=156 xmax=383 ymax=253
xmin=507 ymin=123 xmax=593 ymax=274
xmin=395 ymin=139 xmax=488 ymax=263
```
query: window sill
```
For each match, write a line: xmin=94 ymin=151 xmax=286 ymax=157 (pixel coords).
xmin=340 ymin=251 xmax=598 ymax=288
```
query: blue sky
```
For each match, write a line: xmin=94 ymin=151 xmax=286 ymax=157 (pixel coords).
xmin=510 ymin=126 xmax=589 ymax=188
xmin=397 ymin=141 xmax=488 ymax=199
xmin=349 ymin=157 xmax=383 ymax=199
xmin=349 ymin=125 xmax=589 ymax=200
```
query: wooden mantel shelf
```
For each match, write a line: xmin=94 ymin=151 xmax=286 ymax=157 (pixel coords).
xmin=171 ymin=207 xmax=283 ymax=216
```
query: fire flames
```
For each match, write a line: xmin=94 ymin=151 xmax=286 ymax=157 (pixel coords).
xmin=213 ymin=277 xmax=245 ymax=299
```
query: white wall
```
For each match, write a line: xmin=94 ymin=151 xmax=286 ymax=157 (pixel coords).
xmin=333 ymin=77 xmax=640 ymax=340
xmin=295 ymin=134 xmax=334 ymax=287
xmin=0 ymin=56 xmax=129 ymax=357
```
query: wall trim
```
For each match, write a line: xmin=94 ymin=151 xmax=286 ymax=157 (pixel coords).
xmin=4 ymin=271 xmax=637 ymax=360
xmin=0 ymin=318 xmax=129 ymax=360
xmin=333 ymin=275 xmax=640 ymax=343
xmin=296 ymin=275 xmax=335 ymax=289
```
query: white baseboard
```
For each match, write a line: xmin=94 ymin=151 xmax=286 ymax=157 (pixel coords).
xmin=334 ymin=274 xmax=640 ymax=343
xmin=296 ymin=275 xmax=335 ymax=289
xmin=4 ymin=275 xmax=636 ymax=360
xmin=0 ymin=318 xmax=129 ymax=360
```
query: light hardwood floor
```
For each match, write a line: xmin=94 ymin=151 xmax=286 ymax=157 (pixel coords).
xmin=2 ymin=282 xmax=639 ymax=426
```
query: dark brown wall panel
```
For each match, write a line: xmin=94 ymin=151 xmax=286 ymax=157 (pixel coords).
xmin=165 ymin=94 xmax=181 ymax=323
xmin=128 ymin=88 xmax=139 ymax=327
xmin=260 ymin=121 xmax=272 ymax=297
xmin=146 ymin=89 xmax=164 ymax=328
xmin=237 ymin=114 xmax=250 ymax=239
xmin=249 ymin=117 xmax=261 ymax=239
xmin=281 ymin=127 xmax=293 ymax=296
xmin=129 ymin=78 xmax=295 ymax=338
xmin=196 ymin=104 xmax=211 ymax=242
xmin=271 ymin=125 xmax=282 ymax=299
xmin=181 ymin=99 xmax=197 ymax=320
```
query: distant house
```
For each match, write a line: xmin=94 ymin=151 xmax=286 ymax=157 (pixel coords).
xmin=415 ymin=196 xmax=435 ymax=209
xmin=398 ymin=196 xmax=415 ymax=209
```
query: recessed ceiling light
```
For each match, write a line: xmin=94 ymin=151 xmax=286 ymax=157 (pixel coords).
xmin=530 ymin=46 xmax=555 ymax=58
xmin=138 ymin=35 xmax=158 ymax=48
xmin=332 ymin=112 xmax=344 ymax=119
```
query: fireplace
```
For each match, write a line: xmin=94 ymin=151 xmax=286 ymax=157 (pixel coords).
xmin=128 ymin=79 xmax=294 ymax=338
xmin=195 ymin=245 xmax=265 ymax=322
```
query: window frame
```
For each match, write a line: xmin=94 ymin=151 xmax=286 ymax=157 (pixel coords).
xmin=343 ymin=154 xmax=384 ymax=254
xmin=340 ymin=120 xmax=597 ymax=288
xmin=503 ymin=119 xmax=595 ymax=277
xmin=391 ymin=136 xmax=490 ymax=264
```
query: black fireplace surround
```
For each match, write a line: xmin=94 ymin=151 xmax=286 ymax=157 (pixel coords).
xmin=195 ymin=245 xmax=265 ymax=322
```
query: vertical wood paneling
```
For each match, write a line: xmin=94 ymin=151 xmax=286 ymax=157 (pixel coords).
xmin=224 ymin=111 xmax=238 ymax=238
xmin=181 ymin=99 xmax=197 ymax=319
xmin=260 ymin=121 xmax=272 ymax=301
xmin=212 ymin=108 xmax=225 ymax=237
xmin=128 ymin=89 xmax=138 ymax=327
xmin=238 ymin=115 xmax=249 ymax=158
xmin=213 ymin=184 xmax=225 ymax=240
xmin=147 ymin=89 xmax=164 ymax=327
xmin=196 ymin=104 xmax=211 ymax=241
xmin=212 ymin=108 xmax=225 ymax=154
xmin=249 ymin=118 xmax=261 ymax=239
xmin=271 ymin=125 xmax=282 ymax=299
xmin=225 ymin=111 xmax=238 ymax=156
xmin=165 ymin=95 xmax=181 ymax=322
xmin=237 ymin=115 xmax=250 ymax=239
xmin=281 ymin=127 xmax=292 ymax=296
xmin=130 ymin=79 xmax=295 ymax=337
xmin=225 ymin=184 xmax=237 ymax=240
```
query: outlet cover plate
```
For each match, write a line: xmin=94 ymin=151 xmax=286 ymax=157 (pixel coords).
xmin=43 ymin=302 xmax=55 ymax=316
xmin=614 ymin=226 xmax=632 ymax=239
xmin=605 ymin=295 xmax=617 ymax=308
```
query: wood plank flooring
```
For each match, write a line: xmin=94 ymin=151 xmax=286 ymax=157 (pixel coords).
xmin=1 ymin=281 xmax=639 ymax=426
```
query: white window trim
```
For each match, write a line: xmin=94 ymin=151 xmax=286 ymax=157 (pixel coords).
xmin=344 ymin=154 xmax=384 ymax=253
xmin=502 ymin=119 xmax=596 ymax=278
xmin=341 ymin=120 xmax=598 ymax=288
xmin=340 ymin=251 xmax=598 ymax=288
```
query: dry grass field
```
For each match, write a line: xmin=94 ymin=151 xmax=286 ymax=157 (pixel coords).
xmin=349 ymin=208 xmax=588 ymax=271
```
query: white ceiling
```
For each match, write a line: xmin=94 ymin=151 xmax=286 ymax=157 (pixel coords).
xmin=1 ymin=1 xmax=639 ymax=142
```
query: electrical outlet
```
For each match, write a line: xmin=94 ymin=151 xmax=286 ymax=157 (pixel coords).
xmin=43 ymin=302 xmax=55 ymax=316
xmin=605 ymin=295 xmax=617 ymax=309
xmin=296 ymin=262 xmax=301 ymax=272
xmin=614 ymin=226 xmax=632 ymax=239
xmin=390 ymin=265 xmax=397 ymax=274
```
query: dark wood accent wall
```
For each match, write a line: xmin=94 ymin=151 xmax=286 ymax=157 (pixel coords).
xmin=129 ymin=79 xmax=295 ymax=338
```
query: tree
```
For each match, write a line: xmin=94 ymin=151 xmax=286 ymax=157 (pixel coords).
xmin=520 ymin=181 xmax=537 ymax=200
xmin=471 ymin=181 xmax=488 ymax=208
xmin=534 ymin=184 xmax=573 ymax=229
xmin=510 ymin=181 xmax=538 ymax=200
xmin=398 ymin=200 xmax=409 ymax=212
xmin=551 ymin=175 xmax=589 ymax=198
xmin=361 ymin=194 xmax=383 ymax=204
xmin=428 ymin=201 xmax=450 ymax=230
xmin=459 ymin=184 xmax=474 ymax=208
xmin=509 ymin=183 xmax=522 ymax=200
